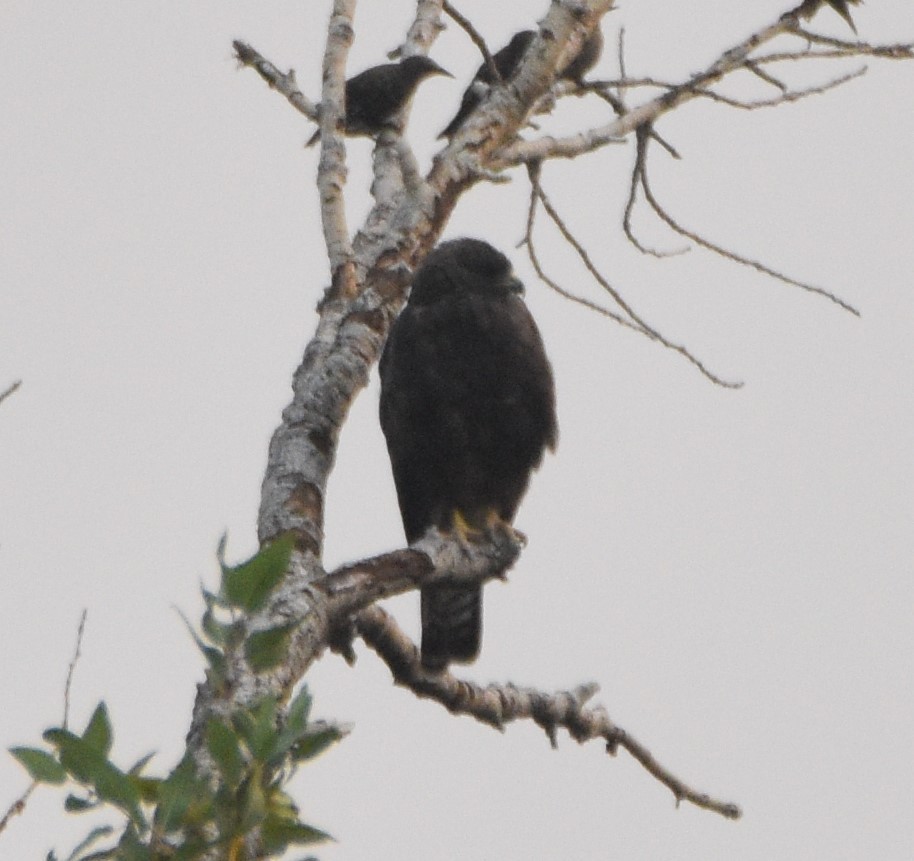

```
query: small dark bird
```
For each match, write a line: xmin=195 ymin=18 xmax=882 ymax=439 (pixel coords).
xmin=799 ymin=0 xmax=861 ymax=32
xmin=379 ymin=238 xmax=558 ymax=670
xmin=306 ymin=55 xmax=452 ymax=147
xmin=439 ymin=27 xmax=604 ymax=139
xmin=558 ymin=25 xmax=604 ymax=84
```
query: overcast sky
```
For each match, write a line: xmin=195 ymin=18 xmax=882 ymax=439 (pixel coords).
xmin=2 ymin=2 xmax=913 ymax=859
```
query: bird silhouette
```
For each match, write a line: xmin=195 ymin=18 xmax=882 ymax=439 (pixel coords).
xmin=307 ymin=55 xmax=452 ymax=147
xmin=439 ymin=27 xmax=603 ymax=140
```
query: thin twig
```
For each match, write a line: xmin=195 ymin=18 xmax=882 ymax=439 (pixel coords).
xmin=63 ymin=610 xmax=88 ymax=730
xmin=623 ymin=126 xmax=688 ymax=258
xmin=355 ymin=605 xmax=742 ymax=820
xmin=443 ymin=1 xmax=500 ymax=81
xmin=0 ymin=379 xmax=21 ymax=407
xmin=231 ymin=41 xmax=318 ymax=121
xmin=637 ymin=141 xmax=860 ymax=316
xmin=698 ymin=66 xmax=866 ymax=110
xmin=527 ymin=165 xmax=742 ymax=388
xmin=787 ymin=27 xmax=913 ymax=58
xmin=0 ymin=782 xmax=37 ymax=839
xmin=0 ymin=610 xmax=89 ymax=839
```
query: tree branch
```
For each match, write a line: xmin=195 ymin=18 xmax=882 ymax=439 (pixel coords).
xmin=355 ymin=605 xmax=742 ymax=820
xmin=317 ymin=524 xmax=524 ymax=619
xmin=493 ymin=7 xmax=911 ymax=169
xmin=232 ymin=41 xmax=318 ymax=121
xmin=0 ymin=379 xmax=21 ymax=407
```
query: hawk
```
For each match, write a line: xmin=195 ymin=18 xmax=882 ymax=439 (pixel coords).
xmin=307 ymin=55 xmax=452 ymax=146
xmin=379 ymin=239 xmax=558 ymax=670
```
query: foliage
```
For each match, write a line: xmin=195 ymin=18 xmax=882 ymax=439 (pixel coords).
xmin=10 ymin=538 xmax=344 ymax=860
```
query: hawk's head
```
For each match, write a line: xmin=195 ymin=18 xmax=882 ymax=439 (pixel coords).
xmin=409 ymin=238 xmax=524 ymax=305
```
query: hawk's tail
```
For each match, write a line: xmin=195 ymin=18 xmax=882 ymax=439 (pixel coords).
xmin=420 ymin=583 xmax=482 ymax=671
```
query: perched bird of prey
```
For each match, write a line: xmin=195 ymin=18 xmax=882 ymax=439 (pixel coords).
xmin=379 ymin=238 xmax=558 ymax=670
xmin=306 ymin=55 xmax=452 ymax=146
xmin=798 ymin=0 xmax=861 ymax=32
xmin=439 ymin=27 xmax=603 ymax=139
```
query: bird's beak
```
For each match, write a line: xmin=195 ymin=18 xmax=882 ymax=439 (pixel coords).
xmin=507 ymin=275 xmax=525 ymax=295
xmin=433 ymin=62 xmax=455 ymax=79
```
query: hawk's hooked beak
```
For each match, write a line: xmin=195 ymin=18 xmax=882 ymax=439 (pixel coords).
xmin=507 ymin=275 xmax=525 ymax=295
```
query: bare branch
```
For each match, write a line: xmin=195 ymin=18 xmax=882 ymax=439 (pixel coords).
xmin=0 ymin=379 xmax=21 ymax=407
xmin=403 ymin=0 xmax=446 ymax=58
xmin=0 ymin=783 xmax=36 ymax=840
xmin=443 ymin=1 xmax=500 ymax=82
xmin=63 ymin=610 xmax=88 ymax=730
xmin=636 ymin=142 xmax=861 ymax=316
xmin=316 ymin=525 xmax=524 ymax=619
xmin=527 ymin=165 xmax=743 ymax=388
xmin=701 ymin=66 xmax=867 ymax=110
xmin=355 ymin=605 xmax=742 ymax=820
xmin=623 ymin=127 xmax=688 ymax=258
xmin=317 ymin=0 xmax=358 ymax=280
xmin=786 ymin=27 xmax=913 ymax=59
xmin=231 ymin=41 xmax=318 ymax=121
xmin=495 ymin=10 xmax=910 ymax=169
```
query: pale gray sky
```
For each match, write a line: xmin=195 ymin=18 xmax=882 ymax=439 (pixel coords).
xmin=2 ymin=2 xmax=913 ymax=859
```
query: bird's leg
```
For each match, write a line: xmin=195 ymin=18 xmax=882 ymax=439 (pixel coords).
xmin=483 ymin=509 xmax=527 ymax=548
xmin=447 ymin=509 xmax=527 ymax=563
xmin=449 ymin=509 xmax=484 ymax=554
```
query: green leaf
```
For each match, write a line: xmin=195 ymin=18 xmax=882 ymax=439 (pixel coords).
xmin=249 ymin=697 xmax=279 ymax=762
xmin=201 ymin=607 xmax=230 ymax=647
xmin=127 ymin=752 xmax=155 ymax=775
xmin=61 ymin=825 xmax=114 ymax=861
xmin=238 ymin=768 xmax=268 ymax=831
xmin=81 ymin=703 xmax=113 ymax=756
xmin=260 ymin=817 xmax=332 ymax=853
xmin=230 ymin=711 xmax=257 ymax=750
xmin=126 ymin=754 xmax=160 ymax=802
xmin=10 ymin=746 xmax=67 ymax=784
xmin=271 ymin=686 xmax=313 ymax=764
xmin=206 ymin=719 xmax=243 ymax=788
xmin=169 ymin=838 xmax=213 ymax=861
xmin=244 ymin=623 xmax=295 ymax=672
xmin=155 ymin=757 xmax=197 ymax=833
xmin=290 ymin=724 xmax=346 ymax=764
xmin=176 ymin=608 xmax=227 ymax=685
xmin=156 ymin=756 xmax=214 ymax=834
xmin=64 ymin=793 xmax=97 ymax=813
xmin=109 ymin=824 xmax=151 ymax=861
xmin=222 ymin=533 xmax=294 ymax=612
xmin=43 ymin=729 xmax=145 ymax=827
xmin=216 ymin=532 xmax=228 ymax=568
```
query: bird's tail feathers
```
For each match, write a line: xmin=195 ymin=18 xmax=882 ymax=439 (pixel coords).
xmin=420 ymin=584 xmax=482 ymax=671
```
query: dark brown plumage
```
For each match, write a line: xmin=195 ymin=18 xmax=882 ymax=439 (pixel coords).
xmin=799 ymin=0 xmax=862 ymax=32
xmin=379 ymin=239 xmax=557 ymax=670
xmin=558 ymin=26 xmax=604 ymax=83
xmin=307 ymin=55 xmax=452 ymax=147
xmin=439 ymin=27 xmax=603 ymax=140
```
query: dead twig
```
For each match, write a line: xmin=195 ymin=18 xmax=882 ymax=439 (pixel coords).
xmin=0 ymin=380 xmax=21 ymax=407
xmin=443 ymin=1 xmax=500 ymax=82
xmin=635 ymin=139 xmax=860 ymax=316
xmin=524 ymin=164 xmax=742 ymax=388
xmin=231 ymin=41 xmax=318 ymax=121
xmin=63 ymin=610 xmax=88 ymax=730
